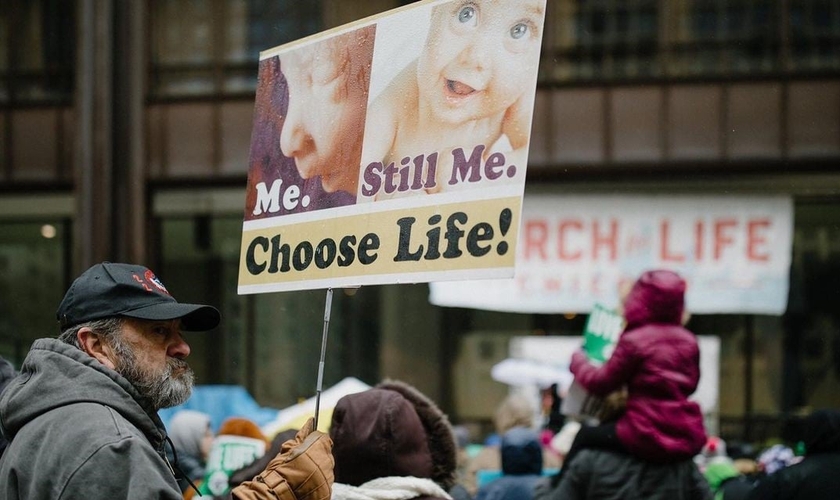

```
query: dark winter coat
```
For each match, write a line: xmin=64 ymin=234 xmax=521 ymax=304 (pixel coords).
xmin=330 ymin=379 xmax=458 ymax=500
xmin=747 ymin=409 xmax=840 ymax=500
xmin=570 ymin=270 xmax=707 ymax=462
xmin=0 ymin=339 xmax=182 ymax=499
xmin=538 ymin=448 xmax=712 ymax=500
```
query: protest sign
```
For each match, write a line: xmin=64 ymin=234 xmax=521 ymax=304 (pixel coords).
xmin=238 ymin=0 xmax=547 ymax=293
xmin=561 ymin=305 xmax=624 ymax=420
xmin=582 ymin=304 xmax=624 ymax=364
xmin=199 ymin=435 xmax=266 ymax=496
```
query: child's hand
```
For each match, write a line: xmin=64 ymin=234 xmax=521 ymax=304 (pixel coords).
xmin=570 ymin=350 xmax=589 ymax=373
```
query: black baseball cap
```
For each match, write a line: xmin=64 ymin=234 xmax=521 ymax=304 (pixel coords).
xmin=56 ymin=262 xmax=221 ymax=331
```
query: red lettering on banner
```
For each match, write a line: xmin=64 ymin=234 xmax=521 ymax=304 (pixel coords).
xmin=524 ymin=220 xmax=548 ymax=261
xmin=545 ymin=278 xmax=561 ymax=291
xmin=526 ymin=214 xmax=774 ymax=266
xmin=695 ymin=220 xmax=704 ymax=261
xmin=624 ymin=233 xmax=647 ymax=255
xmin=714 ymin=218 xmax=737 ymax=260
xmin=747 ymin=218 xmax=771 ymax=261
xmin=592 ymin=220 xmax=618 ymax=261
xmin=660 ymin=220 xmax=685 ymax=262
xmin=559 ymin=220 xmax=583 ymax=260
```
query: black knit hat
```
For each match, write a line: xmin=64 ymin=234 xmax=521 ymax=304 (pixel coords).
xmin=56 ymin=262 xmax=220 ymax=331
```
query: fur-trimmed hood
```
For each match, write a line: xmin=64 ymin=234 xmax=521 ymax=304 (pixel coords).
xmin=329 ymin=379 xmax=457 ymax=490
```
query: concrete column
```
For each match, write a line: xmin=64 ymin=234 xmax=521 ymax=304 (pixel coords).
xmin=75 ymin=0 xmax=114 ymax=270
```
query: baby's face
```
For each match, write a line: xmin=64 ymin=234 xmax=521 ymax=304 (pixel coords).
xmin=417 ymin=0 xmax=544 ymax=125
xmin=279 ymin=36 xmax=369 ymax=193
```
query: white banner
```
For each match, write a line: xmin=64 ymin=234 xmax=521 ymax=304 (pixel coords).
xmin=429 ymin=194 xmax=793 ymax=314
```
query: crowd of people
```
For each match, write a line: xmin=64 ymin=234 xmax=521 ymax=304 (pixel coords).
xmin=0 ymin=262 xmax=838 ymax=499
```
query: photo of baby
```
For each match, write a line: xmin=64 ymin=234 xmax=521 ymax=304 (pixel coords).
xmin=358 ymin=0 xmax=546 ymax=201
xmin=244 ymin=25 xmax=375 ymax=220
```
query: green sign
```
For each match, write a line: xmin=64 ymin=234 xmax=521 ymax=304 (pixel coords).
xmin=582 ymin=304 xmax=624 ymax=364
xmin=199 ymin=435 xmax=266 ymax=496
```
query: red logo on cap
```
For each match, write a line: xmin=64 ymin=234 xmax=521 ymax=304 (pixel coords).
xmin=132 ymin=274 xmax=153 ymax=292
xmin=145 ymin=270 xmax=171 ymax=295
xmin=131 ymin=270 xmax=171 ymax=295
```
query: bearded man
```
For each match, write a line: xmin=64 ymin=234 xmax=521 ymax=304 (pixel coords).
xmin=0 ymin=262 xmax=334 ymax=500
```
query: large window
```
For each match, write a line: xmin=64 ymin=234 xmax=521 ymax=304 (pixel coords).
xmin=541 ymin=0 xmax=840 ymax=84
xmin=0 ymin=0 xmax=75 ymax=105
xmin=675 ymin=0 xmax=779 ymax=76
xmin=0 ymin=215 xmax=71 ymax=366
xmin=790 ymin=0 xmax=840 ymax=71
xmin=541 ymin=0 xmax=659 ymax=82
xmin=148 ymin=0 xmax=322 ymax=98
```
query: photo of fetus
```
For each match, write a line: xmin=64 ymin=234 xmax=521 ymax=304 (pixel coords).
xmin=245 ymin=25 xmax=375 ymax=219
xmin=359 ymin=0 xmax=546 ymax=201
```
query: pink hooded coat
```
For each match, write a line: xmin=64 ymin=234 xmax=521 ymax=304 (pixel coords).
xmin=570 ymin=270 xmax=707 ymax=462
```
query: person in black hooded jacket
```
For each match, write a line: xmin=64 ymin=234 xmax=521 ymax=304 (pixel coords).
xmin=747 ymin=409 xmax=840 ymax=500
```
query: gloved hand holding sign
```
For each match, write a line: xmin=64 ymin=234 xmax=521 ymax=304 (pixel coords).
xmin=232 ymin=417 xmax=334 ymax=500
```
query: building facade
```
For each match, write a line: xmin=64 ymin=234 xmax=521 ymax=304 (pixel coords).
xmin=2 ymin=0 xmax=840 ymax=442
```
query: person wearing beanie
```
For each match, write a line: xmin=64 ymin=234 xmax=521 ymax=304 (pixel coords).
xmin=329 ymin=379 xmax=458 ymax=500
xmin=559 ymin=269 xmax=707 ymax=480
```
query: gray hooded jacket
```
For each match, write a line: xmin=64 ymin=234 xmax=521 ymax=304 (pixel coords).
xmin=0 ymin=356 xmax=16 ymax=456
xmin=0 ymin=338 xmax=182 ymax=499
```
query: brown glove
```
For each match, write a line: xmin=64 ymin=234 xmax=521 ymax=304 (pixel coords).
xmin=232 ymin=417 xmax=334 ymax=500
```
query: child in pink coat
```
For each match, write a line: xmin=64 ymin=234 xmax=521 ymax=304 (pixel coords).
xmin=558 ymin=270 xmax=707 ymax=483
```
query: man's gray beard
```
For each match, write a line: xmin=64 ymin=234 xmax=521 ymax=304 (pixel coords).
xmin=111 ymin=336 xmax=195 ymax=410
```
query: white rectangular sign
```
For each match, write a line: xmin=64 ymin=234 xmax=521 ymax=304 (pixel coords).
xmin=238 ymin=0 xmax=547 ymax=294
xmin=430 ymin=194 xmax=793 ymax=314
